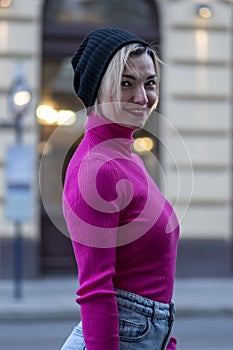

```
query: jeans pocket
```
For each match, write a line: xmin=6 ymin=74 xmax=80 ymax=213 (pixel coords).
xmin=119 ymin=316 xmax=152 ymax=342
xmin=61 ymin=323 xmax=86 ymax=350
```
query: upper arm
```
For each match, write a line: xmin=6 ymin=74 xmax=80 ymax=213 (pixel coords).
xmin=63 ymin=158 xmax=124 ymax=248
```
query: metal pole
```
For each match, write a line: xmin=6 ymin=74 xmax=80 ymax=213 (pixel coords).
xmin=3 ymin=60 xmax=32 ymax=298
xmin=15 ymin=112 xmax=23 ymax=144
xmin=13 ymin=221 xmax=23 ymax=298
xmin=13 ymin=111 xmax=23 ymax=298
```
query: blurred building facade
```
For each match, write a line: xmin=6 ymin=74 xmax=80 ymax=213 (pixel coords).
xmin=0 ymin=0 xmax=232 ymax=278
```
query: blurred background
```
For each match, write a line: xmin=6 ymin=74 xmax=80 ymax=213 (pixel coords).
xmin=0 ymin=0 xmax=233 ymax=349
xmin=0 ymin=0 xmax=232 ymax=280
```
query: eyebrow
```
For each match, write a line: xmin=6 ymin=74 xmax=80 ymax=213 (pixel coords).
xmin=122 ymin=74 xmax=157 ymax=80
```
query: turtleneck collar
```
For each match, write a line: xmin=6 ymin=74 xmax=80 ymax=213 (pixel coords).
xmin=85 ymin=111 xmax=136 ymax=152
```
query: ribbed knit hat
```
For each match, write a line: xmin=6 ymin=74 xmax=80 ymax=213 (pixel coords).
xmin=71 ymin=27 xmax=150 ymax=108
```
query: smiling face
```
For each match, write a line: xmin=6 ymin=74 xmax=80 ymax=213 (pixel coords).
xmin=95 ymin=45 xmax=159 ymax=128
xmin=120 ymin=53 xmax=158 ymax=124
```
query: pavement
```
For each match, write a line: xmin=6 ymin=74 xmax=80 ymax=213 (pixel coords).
xmin=0 ymin=276 xmax=233 ymax=321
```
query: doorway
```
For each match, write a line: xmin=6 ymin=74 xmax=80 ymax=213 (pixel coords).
xmin=40 ymin=0 xmax=161 ymax=274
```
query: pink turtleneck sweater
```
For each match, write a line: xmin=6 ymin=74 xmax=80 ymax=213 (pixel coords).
xmin=63 ymin=112 xmax=179 ymax=350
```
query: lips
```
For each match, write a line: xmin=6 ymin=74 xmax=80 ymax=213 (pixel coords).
xmin=124 ymin=108 xmax=147 ymax=117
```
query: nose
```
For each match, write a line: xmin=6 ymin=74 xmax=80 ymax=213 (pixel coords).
xmin=131 ymin=85 xmax=148 ymax=105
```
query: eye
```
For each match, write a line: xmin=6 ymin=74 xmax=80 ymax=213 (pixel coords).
xmin=146 ymin=80 xmax=157 ymax=87
xmin=121 ymin=80 xmax=131 ymax=88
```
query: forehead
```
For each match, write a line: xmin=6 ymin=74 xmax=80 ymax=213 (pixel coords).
xmin=123 ymin=53 xmax=156 ymax=75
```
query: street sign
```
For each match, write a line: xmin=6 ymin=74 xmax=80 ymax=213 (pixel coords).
xmin=5 ymin=144 xmax=35 ymax=221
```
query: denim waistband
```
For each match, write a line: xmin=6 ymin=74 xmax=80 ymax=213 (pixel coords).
xmin=115 ymin=288 xmax=175 ymax=325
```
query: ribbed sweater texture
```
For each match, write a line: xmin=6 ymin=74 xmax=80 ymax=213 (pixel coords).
xmin=63 ymin=112 xmax=179 ymax=350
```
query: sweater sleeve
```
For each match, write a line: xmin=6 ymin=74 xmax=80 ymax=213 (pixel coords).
xmin=166 ymin=336 xmax=177 ymax=350
xmin=72 ymin=242 xmax=119 ymax=350
xmin=63 ymin=158 xmax=125 ymax=350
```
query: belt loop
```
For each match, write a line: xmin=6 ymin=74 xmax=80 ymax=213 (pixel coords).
xmin=169 ymin=302 xmax=175 ymax=326
xmin=151 ymin=301 xmax=157 ymax=324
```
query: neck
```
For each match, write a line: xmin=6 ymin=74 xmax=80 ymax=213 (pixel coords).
xmin=85 ymin=111 xmax=135 ymax=141
xmin=84 ymin=111 xmax=136 ymax=154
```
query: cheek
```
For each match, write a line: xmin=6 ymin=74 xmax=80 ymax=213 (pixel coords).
xmin=120 ymin=90 xmax=131 ymax=102
xmin=147 ymin=90 xmax=158 ymax=105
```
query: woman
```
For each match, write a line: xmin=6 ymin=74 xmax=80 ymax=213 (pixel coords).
xmin=62 ymin=28 xmax=179 ymax=350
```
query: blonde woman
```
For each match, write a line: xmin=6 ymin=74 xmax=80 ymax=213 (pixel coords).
xmin=62 ymin=27 xmax=179 ymax=350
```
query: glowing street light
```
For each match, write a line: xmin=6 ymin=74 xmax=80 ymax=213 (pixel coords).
xmin=196 ymin=4 xmax=213 ymax=19
xmin=8 ymin=75 xmax=32 ymax=117
xmin=7 ymin=75 xmax=32 ymax=143
xmin=13 ymin=90 xmax=31 ymax=107
xmin=0 ymin=69 xmax=33 ymax=299
xmin=0 ymin=0 xmax=13 ymax=8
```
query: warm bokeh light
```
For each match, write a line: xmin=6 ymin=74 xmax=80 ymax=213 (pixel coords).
xmin=133 ymin=137 xmax=154 ymax=154
xmin=36 ymin=105 xmax=58 ymax=125
xmin=0 ymin=0 xmax=12 ymax=8
xmin=36 ymin=104 xmax=76 ymax=126
xmin=57 ymin=110 xmax=76 ymax=126
xmin=197 ymin=5 xmax=212 ymax=19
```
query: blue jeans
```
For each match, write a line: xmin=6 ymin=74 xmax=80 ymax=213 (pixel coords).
xmin=61 ymin=289 xmax=175 ymax=350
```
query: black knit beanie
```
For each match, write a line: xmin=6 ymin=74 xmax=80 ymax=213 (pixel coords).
xmin=71 ymin=27 xmax=150 ymax=108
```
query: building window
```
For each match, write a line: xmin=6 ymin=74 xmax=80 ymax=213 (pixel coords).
xmin=44 ymin=0 xmax=156 ymax=27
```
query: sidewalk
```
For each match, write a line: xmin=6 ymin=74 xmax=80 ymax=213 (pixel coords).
xmin=0 ymin=276 xmax=233 ymax=321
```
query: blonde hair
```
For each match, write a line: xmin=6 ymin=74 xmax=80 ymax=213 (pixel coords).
xmin=93 ymin=43 xmax=160 ymax=114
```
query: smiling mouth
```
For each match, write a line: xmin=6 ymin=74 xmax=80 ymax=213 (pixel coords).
xmin=124 ymin=108 xmax=148 ymax=117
